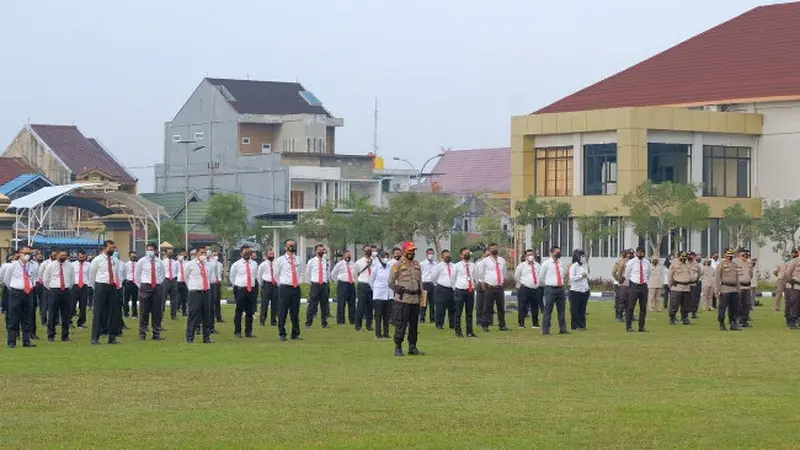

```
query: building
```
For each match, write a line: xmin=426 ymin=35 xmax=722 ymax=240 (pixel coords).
xmin=511 ymin=2 xmax=800 ymax=277
xmin=140 ymin=191 xmax=216 ymax=248
xmin=155 ymin=78 xmax=381 ymax=217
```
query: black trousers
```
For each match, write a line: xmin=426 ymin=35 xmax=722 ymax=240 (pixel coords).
xmin=690 ymin=285 xmax=700 ymax=313
xmin=434 ymin=285 xmax=455 ymax=329
xmin=1 ymin=285 xmax=8 ymax=314
xmin=138 ymin=283 xmax=162 ymax=337
xmin=305 ymin=282 xmax=330 ymax=326
xmin=738 ymin=289 xmax=752 ymax=323
xmin=669 ymin=290 xmax=692 ymax=319
xmin=626 ymin=284 xmax=648 ymax=330
xmin=6 ymin=288 xmax=34 ymax=345
xmin=186 ymin=290 xmax=212 ymax=341
xmin=233 ymin=286 xmax=257 ymax=336
xmin=91 ymin=283 xmax=121 ymax=341
xmin=260 ymin=283 xmax=278 ymax=325
xmin=475 ymin=286 xmax=485 ymax=325
xmin=72 ymin=285 xmax=90 ymax=327
xmin=615 ymin=285 xmax=627 ymax=317
xmin=373 ymin=299 xmax=393 ymax=338
xmin=392 ymin=301 xmax=420 ymax=347
xmin=718 ymin=291 xmax=739 ymax=325
xmin=569 ymin=290 xmax=589 ymax=330
xmin=122 ymin=281 xmax=138 ymax=317
xmin=517 ymin=285 xmax=542 ymax=327
xmin=453 ymin=288 xmax=475 ymax=335
xmin=542 ymin=286 xmax=566 ymax=334
xmin=177 ymin=282 xmax=188 ymax=316
xmin=214 ymin=282 xmax=223 ymax=321
xmin=163 ymin=279 xmax=178 ymax=316
xmin=481 ymin=286 xmax=505 ymax=328
xmin=335 ymin=282 xmax=356 ymax=324
xmin=278 ymin=285 xmax=301 ymax=338
xmin=47 ymin=288 xmax=71 ymax=340
xmin=421 ymin=282 xmax=435 ymax=322
xmin=662 ymin=284 xmax=670 ymax=309
xmin=355 ymin=283 xmax=374 ymax=329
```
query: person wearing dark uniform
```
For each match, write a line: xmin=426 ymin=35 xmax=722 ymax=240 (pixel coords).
xmin=229 ymin=245 xmax=259 ymax=338
xmin=624 ymin=247 xmax=650 ymax=332
xmin=688 ymin=252 xmax=702 ymax=318
xmin=568 ymin=249 xmax=590 ymax=331
xmin=668 ymin=251 xmax=695 ymax=325
xmin=779 ymin=249 xmax=799 ymax=327
xmin=715 ymin=249 xmax=742 ymax=331
xmin=89 ymin=240 xmax=122 ymax=345
xmin=474 ymin=250 xmax=490 ymax=328
xmin=134 ymin=243 xmax=165 ymax=341
xmin=275 ymin=239 xmax=303 ymax=341
xmin=431 ymin=249 xmax=456 ymax=330
xmin=257 ymin=249 xmax=279 ymax=326
xmin=71 ymin=250 xmax=91 ymax=329
xmin=389 ymin=241 xmax=424 ymax=356
xmin=43 ymin=249 xmax=74 ymax=342
xmin=354 ymin=247 xmax=376 ymax=331
xmin=612 ymin=250 xmax=631 ymax=322
xmin=185 ymin=247 xmax=214 ymax=344
xmin=451 ymin=247 xmax=478 ymax=338
xmin=3 ymin=246 xmax=36 ymax=348
xmin=304 ymin=244 xmax=330 ymax=329
xmin=420 ymin=248 xmax=436 ymax=323
xmin=34 ymin=252 xmax=48 ymax=327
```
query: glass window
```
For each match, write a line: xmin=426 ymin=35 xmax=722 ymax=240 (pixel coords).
xmin=702 ymin=145 xmax=751 ymax=197
xmin=535 ymin=218 xmax=573 ymax=257
xmin=648 ymin=143 xmax=691 ymax=184
xmin=579 ymin=217 xmax=623 ymax=258
xmin=584 ymin=144 xmax=617 ymax=195
xmin=535 ymin=146 xmax=573 ymax=197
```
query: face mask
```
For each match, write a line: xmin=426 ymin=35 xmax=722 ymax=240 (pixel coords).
xmin=317 ymin=252 xmax=324 ymax=257
xmin=405 ymin=252 xmax=415 ymax=260
xmin=464 ymin=254 xmax=471 ymax=260
xmin=21 ymin=254 xmax=30 ymax=262
xmin=443 ymin=256 xmax=452 ymax=263
xmin=427 ymin=254 xmax=434 ymax=261
xmin=785 ymin=257 xmax=792 ymax=262
xmin=113 ymin=251 xmax=119 ymax=259
xmin=381 ymin=258 xmax=390 ymax=264
xmin=287 ymin=246 xmax=296 ymax=253
xmin=58 ymin=257 xmax=67 ymax=262
xmin=267 ymin=256 xmax=274 ymax=261
xmin=553 ymin=253 xmax=561 ymax=259
xmin=344 ymin=257 xmax=351 ymax=262
xmin=526 ymin=255 xmax=534 ymax=263
xmin=242 ymin=253 xmax=250 ymax=260
xmin=364 ymin=251 xmax=372 ymax=258
xmin=490 ymin=249 xmax=498 ymax=256
xmin=680 ymin=258 xmax=687 ymax=263
xmin=394 ymin=255 xmax=401 ymax=261
xmin=106 ymin=249 xmax=115 ymax=256
xmin=146 ymin=251 xmax=155 ymax=258
xmin=580 ymin=256 xmax=587 ymax=264
xmin=198 ymin=255 xmax=207 ymax=262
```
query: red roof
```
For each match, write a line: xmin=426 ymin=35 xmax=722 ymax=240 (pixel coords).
xmin=422 ymin=148 xmax=510 ymax=194
xmin=0 ymin=157 xmax=38 ymax=185
xmin=29 ymin=124 xmax=135 ymax=183
xmin=536 ymin=2 xmax=800 ymax=114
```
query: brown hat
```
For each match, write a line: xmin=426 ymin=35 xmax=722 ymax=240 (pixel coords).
xmin=679 ymin=251 xmax=688 ymax=258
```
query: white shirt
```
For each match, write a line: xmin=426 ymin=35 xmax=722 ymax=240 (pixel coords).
xmin=354 ymin=257 xmax=375 ymax=284
xmin=452 ymin=260 xmax=477 ymax=291
xmin=430 ymin=261 xmax=455 ymax=288
xmin=710 ymin=259 xmax=720 ymax=271
xmin=514 ymin=261 xmax=542 ymax=289
xmin=257 ymin=259 xmax=278 ymax=285
xmin=370 ymin=262 xmax=393 ymax=300
xmin=421 ymin=259 xmax=436 ymax=283
xmin=569 ymin=262 xmax=590 ymax=292
xmin=176 ymin=259 xmax=187 ymax=283
xmin=134 ymin=256 xmax=165 ymax=287
xmin=229 ymin=258 xmax=259 ymax=289
xmin=477 ymin=256 xmax=506 ymax=286
xmin=185 ymin=259 xmax=212 ymax=291
xmin=34 ymin=260 xmax=45 ymax=283
xmin=624 ymin=257 xmax=652 ymax=285
xmin=273 ymin=253 xmax=303 ymax=286
xmin=207 ymin=259 xmax=221 ymax=283
xmin=89 ymin=254 xmax=119 ymax=285
xmin=42 ymin=260 xmax=75 ymax=290
xmin=123 ymin=260 xmax=136 ymax=282
xmin=0 ymin=262 xmax=10 ymax=285
xmin=330 ymin=259 xmax=357 ymax=283
xmin=72 ymin=260 xmax=92 ymax=287
xmin=304 ymin=256 xmax=329 ymax=284
xmin=163 ymin=258 xmax=179 ymax=280
xmin=539 ymin=258 xmax=568 ymax=287
xmin=2 ymin=261 xmax=35 ymax=290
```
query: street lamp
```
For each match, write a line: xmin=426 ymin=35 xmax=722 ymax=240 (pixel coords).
xmin=178 ymin=140 xmax=205 ymax=250
xmin=393 ymin=151 xmax=445 ymax=187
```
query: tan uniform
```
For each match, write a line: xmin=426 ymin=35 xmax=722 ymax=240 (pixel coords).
xmin=700 ymin=266 xmax=716 ymax=311
xmin=783 ymin=257 xmax=800 ymax=327
xmin=774 ymin=262 xmax=787 ymax=312
xmin=647 ymin=264 xmax=663 ymax=311
xmin=668 ymin=260 xmax=695 ymax=321
xmin=715 ymin=259 xmax=741 ymax=327
xmin=737 ymin=259 xmax=754 ymax=325
xmin=388 ymin=258 xmax=422 ymax=347
xmin=612 ymin=258 xmax=629 ymax=320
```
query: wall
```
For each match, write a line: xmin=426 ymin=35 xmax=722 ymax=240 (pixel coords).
xmin=238 ymin=123 xmax=280 ymax=154
xmin=3 ymin=128 xmax=71 ymax=184
xmin=754 ymin=101 xmax=800 ymax=202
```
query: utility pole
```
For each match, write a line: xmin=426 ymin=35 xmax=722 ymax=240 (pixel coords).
xmin=372 ymin=97 xmax=379 ymax=155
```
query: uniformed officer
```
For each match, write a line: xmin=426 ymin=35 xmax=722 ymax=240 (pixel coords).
xmin=737 ymin=249 xmax=754 ymax=328
xmin=612 ymin=250 xmax=631 ymax=322
xmin=700 ymin=259 xmax=716 ymax=311
xmin=782 ymin=249 xmax=800 ymax=329
xmin=774 ymin=255 xmax=789 ymax=313
xmin=388 ymin=241 xmax=424 ymax=357
xmin=668 ymin=251 xmax=696 ymax=325
xmin=715 ymin=249 xmax=741 ymax=331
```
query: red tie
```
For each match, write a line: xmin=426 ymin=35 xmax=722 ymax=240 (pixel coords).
xmin=59 ymin=263 xmax=65 ymax=290
xmin=318 ymin=257 xmax=324 ymax=284
xmin=639 ymin=260 xmax=644 ymax=284
xmin=367 ymin=261 xmax=371 ymax=277
xmin=290 ymin=256 xmax=299 ymax=287
xmin=22 ymin=262 xmax=31 ymax=294
xmin=180 ymin=261 xmax=185 ymax=282
xmin=446 ymin=263 xmax=452 ymax=279
xmin=494 ymin=259 xmax=503 ymax=285
xmin=465 ymin=263 xmax=473 ymax=292
xmin=531 ymin=263 xmax=538 ymax=285
xmin=346 ymin=262 xmax=353 ymax=284
xmin=555 ymin=261 xmax=562 ymax=286
xmin=200 ymin=262 xmax=209 ymax=291
xmin=107 ymin=257 xmax=115 ymax=286
xmin=245 ymin=261 xmax=252 ymax=292
xmin=269 ymin=262 xmax=276 ymax=285
xmin=168 ymin=260 xmax=173 ymax=279
xmin=150 ymin=259 xmax=156 ymax=286
xmin=78 ymin=262 xmax=84 ymax=288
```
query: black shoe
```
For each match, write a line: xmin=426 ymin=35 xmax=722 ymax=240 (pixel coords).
xmin=408 ymin=347 xmax=424 ymax=356
xmin=48 ymin=337 xmax=56 ymax=342
xmin=279 ymin=336 xmax=288 ymax=342
xmin=152 ymin=336 xmax=164 ymax=341
xmin=682 ymin=319 xmax=693 ymax=325
xmin=719 ymin=324 xmax=728 ymax=331
xmin=467 ymin=332 xmax=478 ymax=338
xmin=108 ymin=338 xmax=119 ymax=345
xmin=31 ymin=335 xmax=40 ymax=340
xmin=305 ymin=324 xmax=312 ymax=329
xmin=394 ymin=347 xmax=404 ymax=357
xmin=730 ymin=324 xmax=742 ymax=331
xmin=245 ymin=334 xmax=256 ymax=339
xmin=213 ymin=329 xmax=220 ymax=334
xmin=626 ymin=328 xmax=634 ymax=332
xmin=691 ymin=313 xmax=698 ymax=319
xmin=499 ymin=327 xmax=511 ymax=332
xmin=741 ymin=322 xmax=751 ymax=328
xmin=203 ymin=339 xmax=214 ymax=344
xmin=171 ymin=316 xmax=177 ymax=321
xmin=482 ymin=326 xmax=490 ymax=332
xmin=62 ymin=337 xmax=71 ymax=342
xmin=355 ymin=327 xmax=362 ymax=332
xmin=91 ymin=339 xmax=100 ymax=345
xmin=132 ymin=315 xmax=138 ymax=319
xmin=216 ymin=319 xmax=225 ymax=323
xmin=290 ymin=336 xmax=302 ymax=341
xmin=234 ymin=333 xmax=242 ymax=338
xmin=139 ymin=334 xmax=146 ymax=340
xmin=23 ymin=342 xmax=36 ymax=348
xmin=419 ymin=319 xmax=426 ymax=324
xmin=669 ymin=317 xmax=677 ymax=325
xmin=7 ymin=343 xmax=16 ymax=348
xmin=159 ymin=327 xmax=166 ymax=331
xmin=435 ymin=326 xmax=444 ymax=331
xmin=259 ymin=322 xmax=266 ymax=327
xmin=321 ymin=324 xmax=330 ymax=329
xmin=122 ymin=324 xmax=129 ymax=330
xmin=271 ymin=322 xmax=277 ymax=326
xmin=559 ymin=331 xmax=570 ymax=335
xmin=366 ymin=327 xmax=374 ymax=332
xmin=186 ymin=339 xmax=194 ymax=344
xmin=455 ymin=331 xmax=464 ymax=338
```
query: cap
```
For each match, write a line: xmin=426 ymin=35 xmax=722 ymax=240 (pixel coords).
xmin=401 ymin=241 xmax=417 ymax=252
xmin=725 ymin=249 xmax=735 ymax=256
xmin=679 ymin=251 xmax=688 ymax=258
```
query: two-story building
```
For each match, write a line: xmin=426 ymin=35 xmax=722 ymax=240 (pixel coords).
xmin=511 ymin=2 xmax=800 ymax=277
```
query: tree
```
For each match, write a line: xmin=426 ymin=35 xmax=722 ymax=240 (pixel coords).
xmin=206 ymin=193 xmax=248 ymax=269
xmin=382 ymin=192 xmax=425 ymax=246
xmin=576 ymin=210 xmax=617 ymax=261
xmin=246 ymin=219 xmax=272 ymax=252
xmin=760 ymin=200 xmax=800 ymax=254
xmin=622 ymin=181 xmax=709 ymax=257
xmin=149 ymin=218 xmax=185 ymax=249
xmin=346 ymin=195 xmax=386 ymax=247
xmin=416 ymin=193 xmax=465 ymax=255
xmin=294 ymin=202 xmax=348 ymax=250
xmin=721 ymin=204 xmax=759 ymax=250
xmin=515 ymin=195 xmax=573 ymax=253
xmin=472 ymin=196 xmax=512 ymax=253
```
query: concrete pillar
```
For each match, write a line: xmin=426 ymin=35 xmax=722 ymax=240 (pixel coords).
xmin=573 ymin=133 xmax=584 ymax=195
xmin=691 ymin=133 xmax=704 ymax=195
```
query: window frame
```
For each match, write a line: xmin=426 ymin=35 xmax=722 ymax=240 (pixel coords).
xmin=194 ymin=131 xmax=204 ymax=140
xmin=534 ymin=146 xmax=574 ymax=197
xmin=262 ymin=143 xmax=271 ymax=153
xmin=647 ymin=143 xmax=692 ymax=184
xmin=702 ymin=145 xmax=751 ymax=198
xmin=583 ymin=143 xmax=618 ymax=195
xmin=241 ymin=137 xmax=251 ymax=145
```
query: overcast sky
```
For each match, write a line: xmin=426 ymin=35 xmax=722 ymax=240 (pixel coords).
xmin=0 ymin=0 xmax=782 ymax=192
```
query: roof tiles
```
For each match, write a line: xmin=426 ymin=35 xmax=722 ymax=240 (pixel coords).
xmin=0 ymin=157 xmax=38 ymax=185
xmin=423 ymin=148 xmax=511 ymax=194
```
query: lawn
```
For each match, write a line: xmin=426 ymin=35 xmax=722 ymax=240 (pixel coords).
xmin=1 ymin=298 xmax=798 ymax=449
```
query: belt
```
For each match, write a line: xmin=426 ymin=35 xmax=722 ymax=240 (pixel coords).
xmin=436 ymin=285 xmax=453 ymax=290
xmin=279 ymin=284 xmax=300 ymax=289
xmin=545 ymin=285 xmax=564 ymax=289
xmin=631 ymin=282 xmax=647 ymax=287
xmin=486 ymin=285 xmax=503 ymax=289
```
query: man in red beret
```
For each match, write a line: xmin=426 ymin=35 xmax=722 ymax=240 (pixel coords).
xmin=389 ymin=241 xmax=424 ymax=357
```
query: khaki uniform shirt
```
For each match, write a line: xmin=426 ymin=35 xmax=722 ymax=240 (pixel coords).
xmin=688 ymin=261 xmax=701 ymax=286
xmin=388 ymin=258 xmax=422 ymax=304
xmin=647 ymin=265 xmax=663 ymax=288
xmin=613 ymin=258 xmax=629 ymax=286
xmin=669 ymin=261 xmax=694 ymax=292
xmin=737 ymin=259 xmax=753 ymax=291
xmin=783 ymin=257 xmax=800 ymax=290
xmin=715 ymin=260 xmax=741 ymax=294
xmin=774 ymin=263 xmax=786 ymax=282
xmin=701 ymin=266 xmax=715 ymax=286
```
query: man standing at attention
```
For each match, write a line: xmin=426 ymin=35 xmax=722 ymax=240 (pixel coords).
xmin=624 ymin=247 xmax=650 ymax=333
xmin=737 ymin=249 xmax=754 ymax=328
xmin=420 ymin=248 xmax=436 ymax=324
xmin=257 ymin=248 xmax=279 ymax=327
xmin=715 ymin=249 xmax=742 ymax=331
xmin=514 ymin=249 xmax=542 ymax=329
xmin=451 ymin=247 xmax=478 ymax=338
xmin=43 ymin=249 xmax=74 ymax=342
xmin=647 ymin=258 xmax=663 ymax=313
xmin=3 ymin=246 xmax=36 ymax=348
xmin=304 ymin=244 xmax=330 ymax=329
xmin=538 ymin=246 xmax=569 ymax=335
xmin=389 ymin=241 xmax=424 ymax=356
xmin=476 ymin=243 xmax=507 ymax=332
xmin=700 ymin=259 xmax=716 ymax=311
xmin=274 ymin=239 xmax=303 ymax=341
xmin=185 ymin=247 xmax=214 ymax=344
xmin=354 ymin=246 xmax=376 ymax=331
xmin=89 ymin=240 xmax=122 ymax=345
xmin=122 ymin=251 xmax=138 ymax=319
xmin=135 ymin=243 xmax=165 ymax=341
xmin=668 ymin=251 xmax=695 ymax=326
xmin=229 ymin=245 xmax=259 ymax=338
xmin=612 ymin=250 xmax=631 ymax=322
xmin=72 ymin=249 xmax=92 ymax=329
xmin=210 ymin=251 xmax=224 ymax=325
xmin=430 ymin=249 xmax=455 ymax=331
xmin=330 ymin=249 xmax=356 ymax=326
xmin=176 ymin=250 xmax=188 ymax=317
xmin=162 ymin=249 xmax=179 ymax=320
xmin=774 ymin=255 xmax=789 ymax=313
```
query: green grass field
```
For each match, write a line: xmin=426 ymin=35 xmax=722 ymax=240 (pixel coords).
xmin=2 ymin=299 xmax=798 ymax=449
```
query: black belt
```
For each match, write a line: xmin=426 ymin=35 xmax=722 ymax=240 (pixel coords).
xmin=631 ymin=282 xmax=647 ymax=287
xmin=436 ymin=285 xmax=453 ymax=290
xmin=279 ymin=284 xmax=300 ymax=289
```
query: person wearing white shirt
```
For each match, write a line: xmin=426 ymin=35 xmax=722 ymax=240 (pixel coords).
xmin=538 ymin=246 xmax=569 ymax=335
xmin=624 ymin=246 xmax=652 ymax=332
xmin=122 ymin=251 xmax=139 ymax=319
xmin=430 ymin=250 xmax=456 ymax=330
xmin=162 ymin=249 xmax=179 ymax=320
xmin=88 ymin=240 xmax=123 ymax=344
xmin=273 ymin=239 xmax=303 ymax=341
xmin=43 ymin=249 xmax=75 ymax=342
xmin=257 ymin=249 xmax=279 ymax=326
xmin=473 ymin=251 xmax=490 ymax=329
xmin=369 ymin=250 xmax=394 ymax=339
xmin=134 ymin=243 xmax=166 ymax=340
xmin=176 ymin=250 xmax=189 ymax=318
xmin=71 ymin=249 xmax=92 ymax=328
xmin=514 ymin=249 xmax=543 ymax=329
xmin=33 ymin=252 xmax=48 ymax=328
xmin=476 ymin=244 xmax=508 ymax=332
xmin=0 ymin=254 xmax=14 ymax=315
xmin=568 ymin=249 xmax=590 ymax=331
xmin=185 ymin=247 xmax=214 ymax=344
xmin=354 ymin=247 xmax=378 ymax=331
xmin=330 ymin=249 xmax=357 ymax=326
xmin=229 ymin=245 xmax=259 ymax=338
xmin=211 ymin=251 xmax=224 ymax=324
xmin=420 ymin=248 xmax=437 ymax=324
xmin=3 ymin=246 xmax=36 ymax=348
xmin=451 ymin=247 xmax=478 ymax=337
xmin=304 ymin=244 xmax=331 ymax=329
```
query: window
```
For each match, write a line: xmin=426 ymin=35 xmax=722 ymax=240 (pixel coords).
xmin=648 ymin=143 xmax=691 ymax=184
xmin=194 ymin=131 xmax=204 ymax=140
xmin=171 ymin=135 xmax=181 ymax=142
xmin=534 ymin=218 xmax=574 ymax=257
xmin=242 ymin=137 xmax=251 ymax=145
xmin=290 ymin=190 xmax=305 ymax=209
xmin=703 ymin=145 xmax=751 ymax=197
xmin=584 ymin=144 xmax=617 ymax=195
xmin=583 ymin=217 xmax=625 ymax=258
xmin=535 ymin=146 xmax=573 ymax=197
xmin=463 ymin=219 xmax=470 ymax=232
xmin=700 ymin=219 xmax=750 ymax=256
xmin=262 ymin=143 xmax=271 ymax=153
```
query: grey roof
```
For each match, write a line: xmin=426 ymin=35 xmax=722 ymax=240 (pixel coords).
xmin=205 ymin=78 xmax=332 ymax=117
